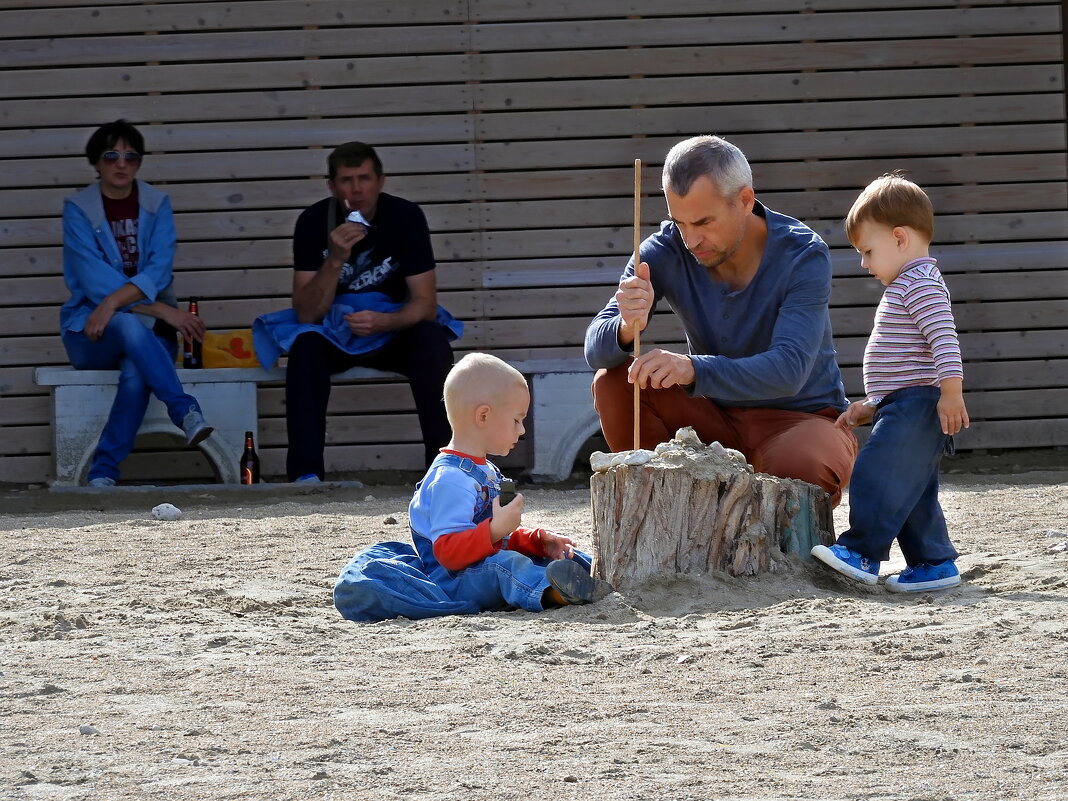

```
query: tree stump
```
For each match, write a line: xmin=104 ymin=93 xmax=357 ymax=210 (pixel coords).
xmin=590 ymin=427 xmax=834 ymax=587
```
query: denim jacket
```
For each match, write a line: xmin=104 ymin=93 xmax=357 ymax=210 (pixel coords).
xmin=60 ymin=179 xmax=178 ymax=335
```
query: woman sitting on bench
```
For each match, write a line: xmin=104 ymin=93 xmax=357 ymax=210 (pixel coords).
xmin=60 ymin=119 xmax=213 ymax=487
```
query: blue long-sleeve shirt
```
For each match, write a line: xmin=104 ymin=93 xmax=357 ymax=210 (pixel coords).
xmin=584 ymin=201 xmax=848 ymax=413
xmin=60 ymin=180 xmax=178 ymax=335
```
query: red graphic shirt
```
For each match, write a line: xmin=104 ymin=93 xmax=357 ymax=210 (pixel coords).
xmin=102 ymin=184 xmax=140 ymax=277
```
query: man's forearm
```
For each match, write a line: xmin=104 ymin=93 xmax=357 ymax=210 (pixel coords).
xmin=385 ymin=295 xmax=437 ymax=331
xmin=293 ymin=258 xmax=344 ymax=323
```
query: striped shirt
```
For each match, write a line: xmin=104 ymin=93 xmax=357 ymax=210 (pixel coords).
xmin=863 ymin=258 xmax=964 ymax=404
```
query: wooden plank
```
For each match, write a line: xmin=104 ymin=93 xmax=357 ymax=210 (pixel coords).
xmin=960 ymin=388 xmax=1068 ymax=420
xmin=832 ymin=300 xmax=1067 ymax=337
xmin=0 ymin=145 xmax=475 ymax=189
xmin=2 ymin=55 xmax=473 ymax=100
xmin=813 ymin=211 xmax=1068 ymax=249
xmin=472 ymin=35 xmax=1062 ymax=82
xmin=478 ymin=289 xmax=1066 ymax=334
xmin=0 ymin=115 xmax=475 ymax=159
xmin=472 ymin=213 xmax=1068 ymax=262
xmin=833 ymin=271 xmax=1068 ymax=306
xmin=0 ymin=175 xmax=479 ymax=218
xmin=0 ymin=454 xmax=50 ymax=483
xmin=469 ymin=0 xmax=1042 ymax=22
xmin=474 ymin=126 xmax=1068 ymax=171
xmin=0 ymin=202 xmax=480 ymax=248
xmin=7 ymin=192 xmax=1062 ymax=251
xmin=469 ymin=157 xmax=1066 ymax=202
xmin=834 ymin=330 xmax=1068 ymax=365
xmin=467 ymin=8 xmax=1061 ymax=52
xmin=2 ymin=84 xmax=474 ymax=132
xmin=949 ymin=420 xmax=1068 ymax=450
xmin=834 ymin=243 xmax=1068 ymax=277
xmin=476 ymin=95 xmax=1062 ymax=142
xmin=475 ymin=66 xmax=1061 ymax=112
xmin=0 ymin=1 xmax=466 ymax=38
xmin=3 ymin=155 xmax=1057 ymax=218
xmin=13 ymin=381 xmax=1065 ymax=433
xmin=0 ymin=0 xmax=1035 ymax=11
xmin=474 ymin=184 xmax=1067 ymax=231
xmin=482 ymin=252 xmax=1068 ymax=296
xmin=1 ymin=236 xmax=481 ymax=281
xmin=2 ymin=25 xmax=471 ymax=68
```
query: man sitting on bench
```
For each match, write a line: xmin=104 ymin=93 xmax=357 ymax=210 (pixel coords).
xmin=282 ymin=142 xmax=461 ymax=483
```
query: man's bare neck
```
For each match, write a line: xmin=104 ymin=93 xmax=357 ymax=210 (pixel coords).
xmin=709 ymin=218 xmax=767 ymax=291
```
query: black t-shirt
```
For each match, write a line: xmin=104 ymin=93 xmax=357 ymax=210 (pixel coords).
xmin=292 ymin=192 xmax=435 ymax=303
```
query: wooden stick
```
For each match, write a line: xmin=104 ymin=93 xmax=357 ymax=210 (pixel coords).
xmin=632 ymin=157 xmax=642 ymax=451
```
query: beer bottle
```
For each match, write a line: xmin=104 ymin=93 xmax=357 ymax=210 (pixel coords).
xmin=240 ymin=431 xmax=260 ymax=485
xmin=183 ymin=298 xmax=203 ymax=369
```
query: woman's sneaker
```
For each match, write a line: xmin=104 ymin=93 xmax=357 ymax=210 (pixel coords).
xmin=885 ymin=561 xmax=960 ymax=593
xmin=181 ymin=409 xmax=214 ymax=446
xmin=811 ymin=543 xmax=880 ymax=585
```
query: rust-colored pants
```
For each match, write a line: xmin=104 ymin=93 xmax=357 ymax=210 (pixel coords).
xmin=592 ymin=362 xmax=858 ymax=507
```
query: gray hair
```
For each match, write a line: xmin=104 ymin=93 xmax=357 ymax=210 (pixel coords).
xmin=661 ymin=135 xmax=753 ymax=198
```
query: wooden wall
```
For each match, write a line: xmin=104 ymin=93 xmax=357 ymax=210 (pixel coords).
xmin=1 ymin=0 xmax=1065 ymax=483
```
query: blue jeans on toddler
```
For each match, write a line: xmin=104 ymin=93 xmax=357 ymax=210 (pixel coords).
xmin=431 ymin=549 xmax=594 ymax=613
xmin=62 ymin=312 xmax=201 ymax=483
xmin=837 ymin=385 xmax=958 ymax=566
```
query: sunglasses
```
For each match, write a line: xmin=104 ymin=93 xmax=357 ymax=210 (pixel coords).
xmin=101 ymin=151 xmax=142 ymax=164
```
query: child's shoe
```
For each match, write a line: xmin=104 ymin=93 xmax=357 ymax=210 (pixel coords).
xmin=811 ymin=543 xmax=880 ymax=585
xmin=545 ymin=558 xmax=613 ymax=605
xmin=885 ymin=561 xmax=960 ymax=593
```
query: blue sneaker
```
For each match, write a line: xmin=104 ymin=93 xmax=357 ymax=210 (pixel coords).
xmin=294 ymin=473 xmax=322 ymax=484
xmin=811 ymin=543 xmax=880 ymax=585
xmin=885 ymin=561 xmax=960 ymax=593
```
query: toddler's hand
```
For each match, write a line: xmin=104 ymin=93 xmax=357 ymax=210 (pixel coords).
xmin=489 ymin=492 xmax=524 ymax=542
xmin=937 ymin=394 xmax=970 ymax=436
xmin=540 ymin=530 xmax=577 ymax=560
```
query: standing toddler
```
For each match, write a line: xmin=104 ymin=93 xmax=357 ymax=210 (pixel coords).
xmin=813 ymin=174 xmax=969 ymax=592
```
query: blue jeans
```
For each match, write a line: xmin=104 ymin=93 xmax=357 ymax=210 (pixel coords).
xmin=432 ymin=550 xmax=594 ymax=613
xmin=837 ymin=385 xmax=958 ymax=566
xmin=62 ymin=312 xmax=200 ymax=482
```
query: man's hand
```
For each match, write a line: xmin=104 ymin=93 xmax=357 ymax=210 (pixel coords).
xmin=489 ymin=492 xmax=524 ymax=542
xmin=344 ymin=309 xmax=393 ymax=337
xmin=84 ymin=301 xmax=117 ymax=341
xmin=615 ymin=260 xmax=653 ymax=346
xmin=628 ymin=348 xmax=695 ymax=390
xmin=835 ymin=400 xmax=876 ymax=430
xmin=327 ymin=220 xmax=368 ymax=262
xmin=538 ymin=529 xmax=577 ymax=560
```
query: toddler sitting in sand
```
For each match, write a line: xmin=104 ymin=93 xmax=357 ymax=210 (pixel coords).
xmin=408 ymin=353 xmax=612 ymax=611
xmin=812 ymin=174 xmax=968 ymax=592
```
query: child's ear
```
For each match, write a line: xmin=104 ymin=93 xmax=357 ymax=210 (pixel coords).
xmin=892 ymin=226 xmax=909 ymax=250
xmin=473 ymin=403 xmax=492 ymax=427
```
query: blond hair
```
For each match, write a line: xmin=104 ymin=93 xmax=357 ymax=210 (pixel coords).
xmin=443 ymin=353 xmax=527 ymax=426
xmin=845 ymin=172 xmax=934 ymax=246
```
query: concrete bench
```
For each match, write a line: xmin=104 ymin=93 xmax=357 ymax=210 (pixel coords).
xmin=33 ymin=359 xmax=600 ymax=486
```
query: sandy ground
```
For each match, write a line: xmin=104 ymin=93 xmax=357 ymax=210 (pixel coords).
xmin=2 ymin=469 xmax=1067 ymax=801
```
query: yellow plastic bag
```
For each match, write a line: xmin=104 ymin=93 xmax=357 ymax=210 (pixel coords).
xmin=202 ymin=329 xmax=260 ymax=368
